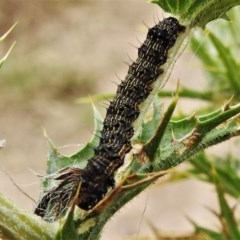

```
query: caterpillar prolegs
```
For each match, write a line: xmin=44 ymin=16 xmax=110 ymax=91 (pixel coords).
xmin=35 ymin=17 xmax=185 ymax=221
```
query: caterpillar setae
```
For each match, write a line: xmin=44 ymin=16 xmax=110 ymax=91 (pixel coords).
xmin=35 ymin=17 xmax=185 ymax=221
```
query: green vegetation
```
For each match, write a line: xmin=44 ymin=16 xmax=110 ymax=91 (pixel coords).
xmin=1 ymin=1 xmax=240 ymax=239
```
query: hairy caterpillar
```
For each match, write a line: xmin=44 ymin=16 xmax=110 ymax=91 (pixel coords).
xmin=35 ymin=17 xmax=185 ymax=221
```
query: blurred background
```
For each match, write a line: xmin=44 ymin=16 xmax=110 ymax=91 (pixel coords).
xmin=0 ymin=1 xmax=218 ymax=239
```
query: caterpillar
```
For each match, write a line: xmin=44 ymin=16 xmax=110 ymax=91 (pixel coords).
xmin=35 ymin=17 xmax=185 ymax=221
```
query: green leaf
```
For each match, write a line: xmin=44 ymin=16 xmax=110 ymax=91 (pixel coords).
xmin=44 ymin=129 xmax=71 ymax=176
xmin=152 ymin=0 xmax=240 ymax=27
xmin=190 ymin=7 xmax=240 ymax=101
xmin=42 ymin=105 xmax=103 ymax=190
xmin=152 ymin=101 xmax=240 ymax=170
xmin=208 ymin=32 xmax=240 ymax=91
xmin=46 ymin=104 xmax=103 ymax=174
xmin=216 ymin=184 xmax=240 ymax=238
xmin=139 ymin=96 xmax=163 ymax=143
xmin=70 ymin=104 xmax=103 ymax=164
xmin=190 ymin=154 xmax=240 ymax=198
xmin=55 ymin=190 xmax=80 ymax=240
xmin=144 ymin=86 xmax=178 ymax=159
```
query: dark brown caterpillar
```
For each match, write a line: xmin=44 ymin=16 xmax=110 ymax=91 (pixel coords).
xmin=35 ymin=17 xmax=185 ymax=221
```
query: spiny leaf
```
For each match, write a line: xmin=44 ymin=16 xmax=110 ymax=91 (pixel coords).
xmin=138 ymin=96 xmax=163 ymax=142
xmin=43 ymin=129 xmax=72 ymax=176
xmin=70 ymin=104 xmax=103 ymax=163
xmin=190 ymin=6 xmax=240 ymax=101
xmin=208 ymin=32 xmax=240 ymax=91
xmin=45 ymin=104 xmax=103 ymax=174
xmin=215 ymin=179 xmax=240 ymax=238
xmin=152 ymin=0 xmax=240 ymax=27
xmin=196 ymin=102 xmax=240 ymax=133
xmin=144 ymin=84 xmax=179 ymax=159
xmin=190 ymin=154 xmax=240 ymax=198
xmin=55 ymin=183 xmax=81 ymax=240
xmin=42 ymin=104 xmax=103 ymax=190
xmin=150 ymin=100 xmax=240 ymax=170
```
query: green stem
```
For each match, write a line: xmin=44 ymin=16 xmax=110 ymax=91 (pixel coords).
xmin=158 ymin=88 xmax=213 ymax=101
xmin=209 ymin=32 xmax=240 ymax=91
xmin=159 ymin=128 xmax=240 ymax=170
xmin=0 ymin=193 xmax=57 ymax=240
xmin=197 ymin=103 xmax=240 ymax=133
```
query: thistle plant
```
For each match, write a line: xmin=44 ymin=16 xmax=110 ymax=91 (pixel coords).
xmin=1 ymin=1 xmax=240 ymax=240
